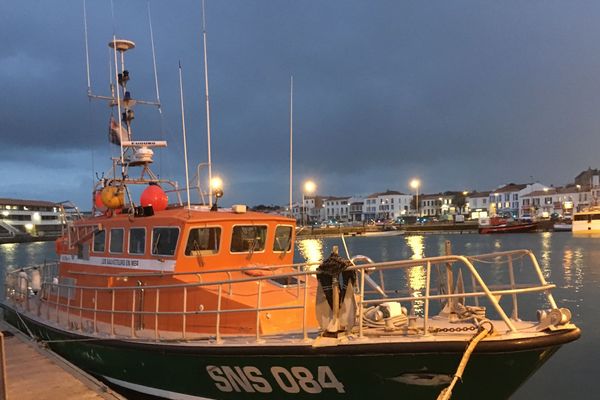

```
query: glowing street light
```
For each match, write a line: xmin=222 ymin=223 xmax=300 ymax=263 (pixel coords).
xmin=410 ymin=179 xmax=420 ymax=217
xmin=302 ymin=180 xmax=317 ymax=226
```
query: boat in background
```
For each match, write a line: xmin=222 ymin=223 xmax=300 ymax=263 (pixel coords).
xmin=478 ymin=216 xmax=538 ymax=234
xmin=572 ymin=208 xmax=600 ymax=233
xmin=553 ymin=221 xmax=573 ymax=232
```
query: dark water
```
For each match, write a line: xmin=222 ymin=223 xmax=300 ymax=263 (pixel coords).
xmin=1 ymin=233 xmax=598 ymax=399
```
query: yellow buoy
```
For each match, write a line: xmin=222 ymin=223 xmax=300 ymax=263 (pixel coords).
xmin=101 ymin=186 xmax=125 ymax=209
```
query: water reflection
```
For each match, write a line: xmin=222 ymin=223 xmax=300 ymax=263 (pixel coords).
xmin=405 ymin=235 xmax=426 ymax=314
xmin=539 ymin=232 xmax=552 ymax=279
xmin=296 ymin=238 xmax=324 ymax=270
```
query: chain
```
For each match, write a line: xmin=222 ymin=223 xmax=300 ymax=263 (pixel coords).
xmin=430 ymin=326 xmax=478 ymax=333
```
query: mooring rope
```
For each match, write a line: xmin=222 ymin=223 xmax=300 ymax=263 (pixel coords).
xmin=436 ymin=320 xmax=494 ymax=400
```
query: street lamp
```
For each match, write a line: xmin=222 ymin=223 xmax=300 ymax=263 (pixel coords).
xmin=302 ymin=180 xmax=316 ymax=226
xmin=410 ymin=179 xmax=420 ymax=217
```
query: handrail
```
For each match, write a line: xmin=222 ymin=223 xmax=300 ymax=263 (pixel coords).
xmin=5 ymin=249 xmax=560 ymax=340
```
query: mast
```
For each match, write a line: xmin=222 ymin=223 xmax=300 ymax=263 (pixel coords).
xmin=202 ymin=0 xmax=214 ymax=207
xmin=289 ymin=75 xmax=294 ymax=217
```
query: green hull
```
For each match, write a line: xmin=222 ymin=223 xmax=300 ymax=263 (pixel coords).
xmin=1 ymin=305 xmax=579 ymax=400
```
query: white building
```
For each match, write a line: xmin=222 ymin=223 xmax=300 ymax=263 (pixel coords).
xmin=521 ymin=186 xmax=589 ymax=218
xmin=466 ymin=191 xmax=490 ymax=219
xmin=324 ymin=196 xmax=351 ymax=222
xmin=488 ymin=183 xmax=547 ymax=218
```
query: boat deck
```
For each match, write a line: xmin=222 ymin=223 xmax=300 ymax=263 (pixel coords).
xmin=0 ymin=319 xmax=124 ymax=400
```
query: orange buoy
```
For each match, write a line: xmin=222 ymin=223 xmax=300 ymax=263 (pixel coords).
xmin=140 ymin=184 xmax=168 ymax=211
xmin=94 ymin=191 xmax=107 ymax=211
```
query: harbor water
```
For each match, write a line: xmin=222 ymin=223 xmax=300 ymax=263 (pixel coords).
xmin=1 ymin=232 xmax=598 ymax=399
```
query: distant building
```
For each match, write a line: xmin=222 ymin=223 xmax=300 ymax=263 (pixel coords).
xmin=488 ymin=183 xmax=547 ymax=218
xmin=324 ymin=196 xmax=351 ymax=222
xmin=574 ymin=168 xmax=600 ymax=189
xmin=521 ymin=186 xmax=583 ymax=218
xmin=0 ymin=198 xmax=63 ymax=238
xmin=466 ymin=191 xmax=491 ymax=219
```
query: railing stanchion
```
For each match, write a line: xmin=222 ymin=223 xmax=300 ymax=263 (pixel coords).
xmin=66 ymin=287 xmax=71 ymax=327
xmin=508 ymin=255 xmax=519 ymax=320
xmin=256 ymin=280 xmax=263 ymax=342
xmin=359 ymin=267 xmax=366 ymax=339
xmin=110 ymin=289 xmax=115 ymax=336
xmin=216 ymin=285 xmax=223 ymax=343
xmin=79 ymin=288 xmax=84 ymax=331
xmin=182 ymin=287 xmax=187 ymax=339
xmin=93 ymin=289 xmax=98 ymax=333
xmin=302 ymin=273 xmax=309 ymax=341
xmin=55 ymin=286 xmax=60 ymax=324
xmin=154 ymin=289 xmax=160 ymax=341
xmin=131 ymin=289 xmax=136 ymax=338
xmin=424 ymin=261 xmax=431 ymax=335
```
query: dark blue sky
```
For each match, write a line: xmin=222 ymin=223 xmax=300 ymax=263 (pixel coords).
xmin=1 ymin=1 xmax=599 ymax=208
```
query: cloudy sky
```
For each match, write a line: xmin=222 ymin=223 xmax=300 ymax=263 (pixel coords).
xmin=1 ymin=0 xmax=600 ymax=209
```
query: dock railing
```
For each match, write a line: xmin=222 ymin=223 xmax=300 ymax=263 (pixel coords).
xmin=4 ymin=249 xmax=559 ymax=342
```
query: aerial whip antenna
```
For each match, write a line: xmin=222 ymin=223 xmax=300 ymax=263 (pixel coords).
xmin=201 ymin=0 xmax=214 ymax=207
xmin=147 ymin=2 xmax=162 ymax=114
xmin=178 ymin=61 xmax=192 ymax=212
xmin=289 ymin=75 xmax=294 ymax=217
xmin=83 ymin=0 xmax=91 ymax=96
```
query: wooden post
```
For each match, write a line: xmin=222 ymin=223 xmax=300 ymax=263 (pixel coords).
xmin=0 ymin=331 xmax=7 ymax=400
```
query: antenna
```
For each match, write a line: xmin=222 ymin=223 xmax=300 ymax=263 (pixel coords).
xmin=83 ymin=0 xmax=91 ymax=96
xmin=178 ymin=62 xmax=192 ymax=211
xmin=289 ymin=75 xmax=293 ymax=218
xmin=202 ymin=0 xmax=214 ymax=207
xmin=147 ymin=2 xmax=162 ymax=114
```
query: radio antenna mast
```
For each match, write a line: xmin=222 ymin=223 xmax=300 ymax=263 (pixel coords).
xmin=201 ymin=0 xmax=214 ymax=207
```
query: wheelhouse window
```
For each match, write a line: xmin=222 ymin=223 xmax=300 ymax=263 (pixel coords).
xmin=152 ymin=227 xmax=180 ymax=256
xmin=185 ymin=227 xmax=221 ymax=256
xmin=109 ymin=228 xmax=124 ymax=253
xmin=129 ymin=228 xmax=146 ymax=255
xmin=92 ymin=230 xmax=105 ymax=253
xmin=230 ymin=225 xmax=267 ymax=253
xmin=273 ymin=226 xmax=292 ymax=252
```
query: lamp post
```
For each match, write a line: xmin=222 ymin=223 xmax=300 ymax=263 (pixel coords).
xmin=303 ymin=180 xmax=316 ymax=226
xmin=410 ymin=179 xmax=420 ymax=217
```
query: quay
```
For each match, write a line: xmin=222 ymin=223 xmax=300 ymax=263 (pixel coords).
xmin=0 ymin=319 xmax=124 ymax=400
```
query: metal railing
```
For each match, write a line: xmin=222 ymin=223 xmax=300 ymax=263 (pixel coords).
xmin=4 ymin=249 xmax=558 ymax=342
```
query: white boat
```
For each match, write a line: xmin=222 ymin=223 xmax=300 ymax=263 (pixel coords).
xmin=572 ymin=208 xmax=600 ymax=233
xmin=553 ymin=222 xmax=572 ymax=232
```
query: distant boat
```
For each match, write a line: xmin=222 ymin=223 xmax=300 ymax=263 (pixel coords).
xmin=553 ymin=222 xmax=572 ymax=232
xmin=478 ymin=216 xmax=537 ymax=234
xmin=572 ymin=208 xmax=600 ymax=233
